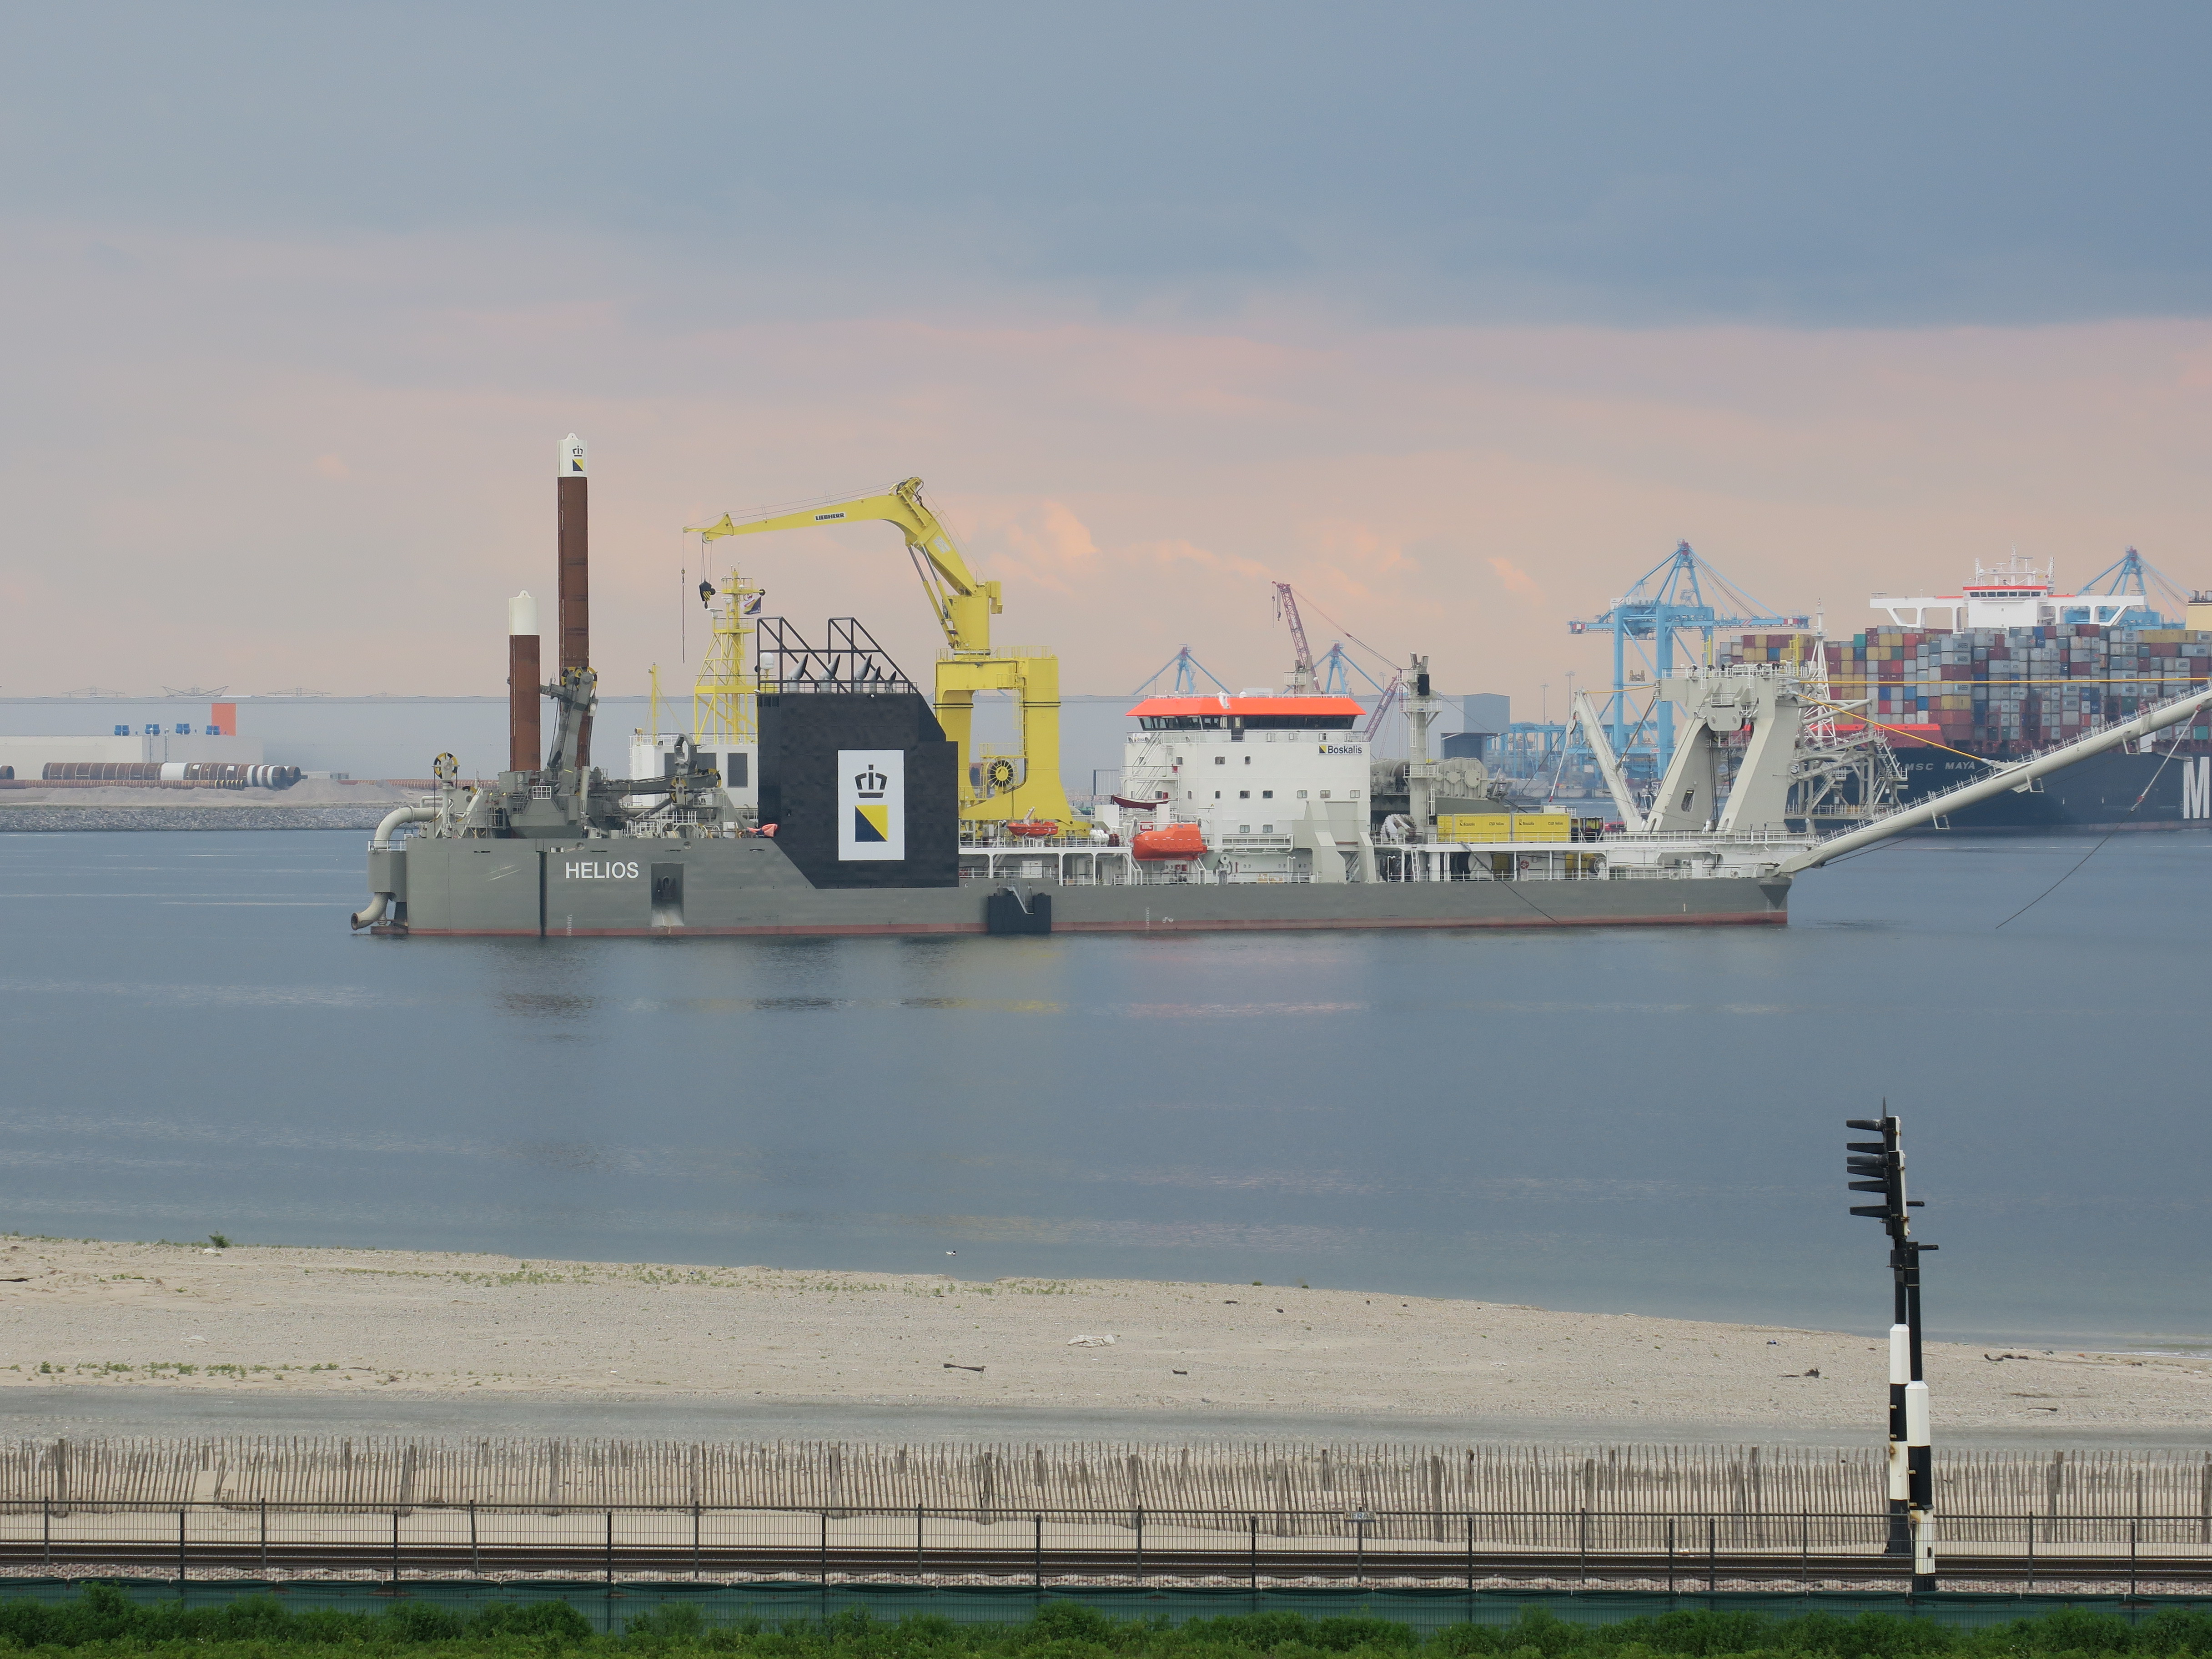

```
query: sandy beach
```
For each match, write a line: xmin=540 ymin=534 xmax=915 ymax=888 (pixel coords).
xmin=3 ymin=1237 xmax=2205 ymax=1443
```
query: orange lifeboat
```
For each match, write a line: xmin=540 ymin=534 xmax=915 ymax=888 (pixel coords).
xmin=1006 ymin=818 xmax=1060 ymax=839
xmin=1130 ymin=822 xmax=1207 ymax=861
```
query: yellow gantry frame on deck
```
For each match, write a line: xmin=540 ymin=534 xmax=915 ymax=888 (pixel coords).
xmin=693 ymin=565 xmax=764 ymax=748
xmin=687 ymin=478 xmax=1078 ymax=832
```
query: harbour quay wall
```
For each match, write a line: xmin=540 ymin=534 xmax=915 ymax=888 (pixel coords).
xmin=0 ymin=805 xmax=393 ymax=832
xmin=0 ymin=698 xmax=659 ymax=785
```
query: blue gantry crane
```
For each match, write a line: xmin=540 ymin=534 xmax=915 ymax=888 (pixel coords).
xmin=1132 ymin=645 xmax=1232 ymax=698
xmin=1566 ymin=542 xmax=1809 ymax=777
xmin=2079 ymin=547 xmax=2190 ymax=627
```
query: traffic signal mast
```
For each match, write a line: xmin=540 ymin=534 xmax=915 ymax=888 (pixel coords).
xmin=1846 ymin=1110 xmax=1937 ymax=1592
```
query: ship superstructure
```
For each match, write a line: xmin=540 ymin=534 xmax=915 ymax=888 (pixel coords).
xmin=1116 ymin=694 xmax=1373 ymax=880
xmin=1871 ymin=555 xmax=2146 ymax=632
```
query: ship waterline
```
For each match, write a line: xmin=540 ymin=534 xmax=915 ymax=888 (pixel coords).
xmin=394 ymin=835 xmax=1788 ymax=938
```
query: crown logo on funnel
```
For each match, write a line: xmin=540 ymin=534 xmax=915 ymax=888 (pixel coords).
xmin=855 ymin=764 xmax=888 ymax=799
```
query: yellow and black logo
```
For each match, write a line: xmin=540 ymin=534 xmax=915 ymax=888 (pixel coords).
xmin=853 ymin=761 xmax=890 ymax=841
xmin=840 ymin=753 xmax=904 ymax=860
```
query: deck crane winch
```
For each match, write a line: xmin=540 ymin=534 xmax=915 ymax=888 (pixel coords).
xmin=687 ymin=479 xmax=1077 ymax=833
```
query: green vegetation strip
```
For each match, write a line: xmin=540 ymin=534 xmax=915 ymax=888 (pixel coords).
xmin=4 ymin=1583 xmax=2212 ymax=1658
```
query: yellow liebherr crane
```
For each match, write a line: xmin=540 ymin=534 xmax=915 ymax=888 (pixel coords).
xmin=687 ymin=478 xmax=1078 ymax=834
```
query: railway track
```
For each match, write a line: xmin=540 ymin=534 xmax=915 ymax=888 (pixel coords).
xmin=3 ymin=1538 xmax=2205 ymax=1589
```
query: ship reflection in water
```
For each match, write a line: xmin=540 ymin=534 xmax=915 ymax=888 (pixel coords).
xmin=0 ymin=827 xmax=2206 ymax=1345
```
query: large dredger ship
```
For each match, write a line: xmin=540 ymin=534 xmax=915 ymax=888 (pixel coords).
xmin=349 ymin=445 xmax=2212 ymax=940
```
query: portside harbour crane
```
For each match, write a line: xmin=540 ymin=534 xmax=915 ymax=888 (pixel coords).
xmin=1568 ymin=541 xmax=1808 ymax=776
xmin=2082 ymin=546 xmax=2191 ymax=627
xmin=689 ymin=478 xmax=1077 ymax=833
xmin=1273 ymin=582 xmax=1317 ymax=694
xmin=1133 ymin=646 xmax=1231 ymax=698
xmin=1268 ymin=581 xmax=1403 ymax=737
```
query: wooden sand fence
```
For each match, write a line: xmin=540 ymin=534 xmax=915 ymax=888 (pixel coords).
xmin=3 ymin=1440 xmax=2208 ymax=1546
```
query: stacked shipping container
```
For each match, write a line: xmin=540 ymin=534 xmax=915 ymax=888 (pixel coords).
xmin=1716 ymin=626 xmax=2212 ymax=756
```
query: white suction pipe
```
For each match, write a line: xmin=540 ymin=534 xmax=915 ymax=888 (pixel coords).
xmin=350 ymin=806 xmax=439 ymax=929
xmin=369 ymin=805 xmax=437 ymax=850
xmin=1775 ymin=684 xmax=2212 ymax=876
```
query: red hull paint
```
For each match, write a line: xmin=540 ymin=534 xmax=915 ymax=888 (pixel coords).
xmin=1050 ymin=912 xmax=1785 ymax=933
xmin=372 ymin=927 xmax=540 ymax=938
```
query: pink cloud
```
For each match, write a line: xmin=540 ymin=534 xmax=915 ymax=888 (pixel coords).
xmin=1489 ymin=556 xmax=1544 ymax=602
xmin=7 ymin=219 xmax=2212 ymax=714
xmin=1124 ymin=537 xmax=1273 ymax=583
xmin=949 ymin=497 xmax=1101 ymax=595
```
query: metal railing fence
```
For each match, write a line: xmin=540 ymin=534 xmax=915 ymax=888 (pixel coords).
xmin=3 ymin=1502 xmax=2208 ymax=1589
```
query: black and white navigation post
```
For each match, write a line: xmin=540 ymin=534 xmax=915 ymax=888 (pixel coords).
xmin=1846 ymin=1109 xmax=1937 ymax=1592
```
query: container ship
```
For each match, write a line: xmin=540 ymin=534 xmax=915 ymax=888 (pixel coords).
xmin=1714 ymin=558 xmax=2212 ymax=832
xmin=350 ymin=446 xmax=2212 ymax=940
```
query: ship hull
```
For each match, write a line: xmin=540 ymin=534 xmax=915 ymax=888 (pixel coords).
xmin=376 ymin=836 xmax=1788 ymax=938
xmin=1818 ymin=748 xmax=2212 ymax=834
xmin=1897 ymin=747 xmax=2205 ymax=832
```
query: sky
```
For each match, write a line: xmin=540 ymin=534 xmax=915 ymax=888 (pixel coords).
xmin=5 ymin=2 xmax=2212 ymax=712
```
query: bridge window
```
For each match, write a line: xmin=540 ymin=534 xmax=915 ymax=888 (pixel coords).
xmin=1135 ymin=712 xmax=1355 ymax=730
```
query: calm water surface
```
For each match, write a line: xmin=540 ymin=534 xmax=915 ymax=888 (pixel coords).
xmin=1 ymin=829 xmax=2206 ymax=1343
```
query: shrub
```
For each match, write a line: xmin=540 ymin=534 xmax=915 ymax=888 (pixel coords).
xmin=382 ymin=1599 xmax=468 ymax=1642
xmin=469 ymin=1598 xmax=597 ymax=1645
xmin=625 ymin=1599 xmax=711 ymax=1644
xmin=2136 ymin=1607 xmax=2212 ymax=1654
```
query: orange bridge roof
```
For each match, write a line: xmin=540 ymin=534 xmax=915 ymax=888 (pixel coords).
xmin=1126 ymin=695 xmax=1367 ymax=718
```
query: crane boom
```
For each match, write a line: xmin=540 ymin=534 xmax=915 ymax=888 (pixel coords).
xmin=1772 ymin=684 xmax=2212 ymax=876
xmin=684 ymin=478 xmax=1075 ymax=835
xmin=1362 ymin=670 xmax=1403 ymax=741
xmin=1273 ymin=582 xmax=1315 ymax=692
xmin=1570 ymin=688 xmax=1645 ymax=832
xmin=689 ymin=478 xmax=1000 ymax=654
